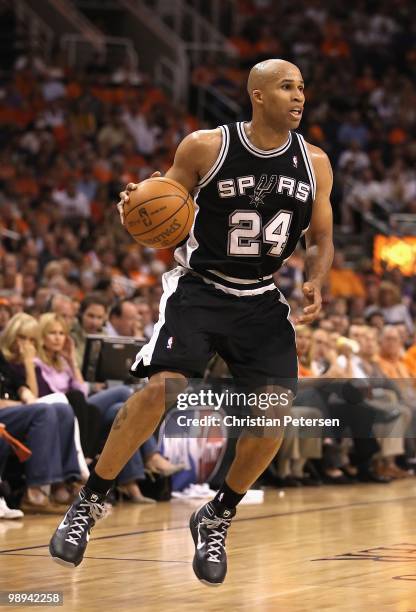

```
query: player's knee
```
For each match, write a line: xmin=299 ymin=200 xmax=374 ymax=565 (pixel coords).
xmin=138 ymin=374 xmax=185 ymax=416
xmin=147 ymin=372 xmax=187 ymax=412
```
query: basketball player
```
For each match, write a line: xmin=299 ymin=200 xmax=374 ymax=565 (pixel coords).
xmin=50 ymin=59 xmax=334 ymax=586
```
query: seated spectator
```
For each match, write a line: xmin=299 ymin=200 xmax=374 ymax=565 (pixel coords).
xmin=36 ymin=313 xmax=181 ymax=502
xmin=365 ymin=309 xmax=385 ymax=331
xmin=0 ymin=314 xmax=81 ymax=512
xmin=71 ymin=293 xmax=108 ymax=369
xmin=337 ymin=140 xmax=370 ymax=173
xmin=52 ymin=179 xmax=90 ymax=218
xmin=403 ymin=343 xmax=416 ymax=378
xmin=105 ymin=300 xmax=144 ymax=338
xmin=377 ymin=282 xmax=414 ymax=335
xmin=133 ymin=297 xmax=154 ymax=340
xmin=1 ymin=254 xmax=22 ymax=294
xmin=303 ymin=328 xmax=393 ymax=483
xmin=0 ymin=298 xmax=11 ymax=334
xmin=329 ymin=252 xmax=366 ymax=298
xmin=376 ymin=325 xmax=416 ymax=461
xmin=376 ymin=326 xmax=415 ymax=390
xmin=338 ymin=326 xmax=411 ymax=479
xmin=48 ymin=293 xmax=77 ymax=330
xmin=295 ymin=325 xmax=313 ymax=377
xmin=1 ymin=313 xmax=39 ymax=396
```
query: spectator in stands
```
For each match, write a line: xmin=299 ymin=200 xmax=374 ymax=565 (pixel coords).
xmin=48 ymin=293 xmax=77 ymax=330
xmin=304 ymin=328 xmax=395 ymax=483
xmin=8 ymin=295 xmax=24 ymax=316
xmin=295 ymin=325 xmax=313 ymax=377
xmin=377 ymin=282 xmax=414 ymax=335
xmin=52 ymin=179 xmax=91 ymax=219
xmin=0 ymin=314 xmax=81 ymax=511
xmin=1 ymin=254 xmax=22 ymax=294
xmin=329 ymin=252 xmax=365 ymax=299
xmin=404 ymin=342 xmax=416 ymax=378
xmin=337 ymin=140 xmax=370 ymax=173
xmin=337 ymin=111 xmax=369 ymax=149
xmin=72 ymin=293 xmax=108 ymax=369
xmin=1 ymin=313 xmax=39 ymax=397
xmin=350 ymin=326 xmax=412 ymax=479
xmin=36 ymin=313 xmax=181 ymax=502
xmin=365 ymin=309 xmax=385 ymax=331
xmin=133 ymin=297 xmax=154 ymax=340
xmin=0 ymin=299 xmax=11 ymax=334
xmin=106 ymin=300 xmax=144 ymax=338
xmin=377 ymin=326 xmax=413 ymax=382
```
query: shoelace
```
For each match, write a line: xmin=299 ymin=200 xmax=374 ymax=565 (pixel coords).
xmin=201 ymin=515 xmax=232 ymax=563
xmin=65 ymin=498 xmax=106 ymax=546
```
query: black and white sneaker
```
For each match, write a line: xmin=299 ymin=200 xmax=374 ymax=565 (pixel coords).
xmin=49 ymin=487 xmax=106 ymax=568
xmin=189 ymin=501 xmax=235 ymax=586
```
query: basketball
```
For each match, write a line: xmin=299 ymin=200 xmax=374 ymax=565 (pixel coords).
xmin=123 ymin=177 xmax=195 ymax=249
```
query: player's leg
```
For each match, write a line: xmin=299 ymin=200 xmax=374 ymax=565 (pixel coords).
xmin=189 ymin=400 xmax=287 ymax=586
xmin=190 ymin=288 xmax=297 ymax=586
xmin=49 ymin=371 xmax=186 ymax=567
xmin=225 ymin=432 xmax=284 ymax=492
xmin=49 ymin=269 xmax=214 ymax=568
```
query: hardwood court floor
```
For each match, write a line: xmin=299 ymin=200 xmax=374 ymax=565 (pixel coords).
xmin=1 ymin=481 xmax=416 ymax=612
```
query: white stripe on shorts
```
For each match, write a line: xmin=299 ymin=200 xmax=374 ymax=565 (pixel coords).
xmin=131 ymin=267 xmax=186 ymax=371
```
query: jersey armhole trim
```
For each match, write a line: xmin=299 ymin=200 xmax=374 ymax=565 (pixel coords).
xmin=296 ymin=133 xmax=317 ymax=201
xmin=196 ymin=125 xmax=229 ymax=189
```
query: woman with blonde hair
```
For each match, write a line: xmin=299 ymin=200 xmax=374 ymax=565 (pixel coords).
xmin=1 ymin=312 xmax=39 ymax=397
xmin=36 ymin=313 xmax=182 ymax=503
xmin=0 ymin=313 xmax=81 ymax=513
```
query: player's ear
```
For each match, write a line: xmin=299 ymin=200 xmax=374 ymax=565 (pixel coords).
xmin=252 ymin=89 xmax=263 ymax=105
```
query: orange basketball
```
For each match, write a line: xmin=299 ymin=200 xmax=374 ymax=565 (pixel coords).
xmin=123 ymin=177 xmax=195 ymax=249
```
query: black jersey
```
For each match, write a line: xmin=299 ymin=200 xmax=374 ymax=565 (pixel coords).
xmin=174 ymin=122 xmax=315 ymax=294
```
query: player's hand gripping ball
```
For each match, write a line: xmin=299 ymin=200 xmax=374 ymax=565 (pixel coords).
xmin=121 ymin=177 xmax=195 ymax=249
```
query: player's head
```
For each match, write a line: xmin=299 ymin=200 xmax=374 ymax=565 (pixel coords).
xmin=247 ymin=59 xmax=304 ymax=129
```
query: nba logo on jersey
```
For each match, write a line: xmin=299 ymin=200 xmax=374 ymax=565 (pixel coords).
xmin=167 ymin=337 xmax=174 ymax=350
xmin=293 ymin=155 xmax=298 ymax=168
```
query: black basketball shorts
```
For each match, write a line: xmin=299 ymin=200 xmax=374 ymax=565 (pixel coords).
xmin=130 ymin=267 xmax=298 ymax=390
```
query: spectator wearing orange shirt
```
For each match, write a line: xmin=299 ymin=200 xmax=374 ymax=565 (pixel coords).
xmin=295 ymin=325 xmax=313 ymax=377
xmin=329 ymin=252 xmax=365 ymax=298
xmin=320 ymin=22 xmax=350 ymax=59
xmin=403 ymin=344 xmax=416 ymax=378
xmin=377 ymin=326 xmax=408 ymax=377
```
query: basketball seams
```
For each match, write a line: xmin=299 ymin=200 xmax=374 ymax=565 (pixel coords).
xmin=130 ymin=194 xmax=192 ymax=238
xmin=124 ymin=179 xmax=194 ymax=247
xmin=168 ymin=194 xmax=192 ymax=245
xmin=125 ymin=193 xmax=186 ymax=219
xmin=148 ymin=177 xmax=189 ymax=197
xmin=130 ymin=201 xmax=186 ymax=237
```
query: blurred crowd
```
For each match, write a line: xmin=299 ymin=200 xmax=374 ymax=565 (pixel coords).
xmin=0 ymin=0 xmax=416 ymax=519
xmin=192 ymin=0 xmax=416 ymax=229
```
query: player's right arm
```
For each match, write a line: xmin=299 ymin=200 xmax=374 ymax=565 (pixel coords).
xmin=117 ymin=129 xmax=222 ymax=225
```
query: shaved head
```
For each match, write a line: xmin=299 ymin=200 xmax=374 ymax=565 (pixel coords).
xmin=245 ymin=58 xmax=305 ymax=135
xmin=247 ymin=59 xmax=302 ymax=98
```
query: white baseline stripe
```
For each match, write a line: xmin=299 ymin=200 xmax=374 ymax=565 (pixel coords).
xmin=131 ymin=267 xmax=186 ymax=370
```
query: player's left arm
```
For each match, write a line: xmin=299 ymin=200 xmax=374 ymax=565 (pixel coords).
xmin=298 ymin=145 xmax=334 ymax=324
